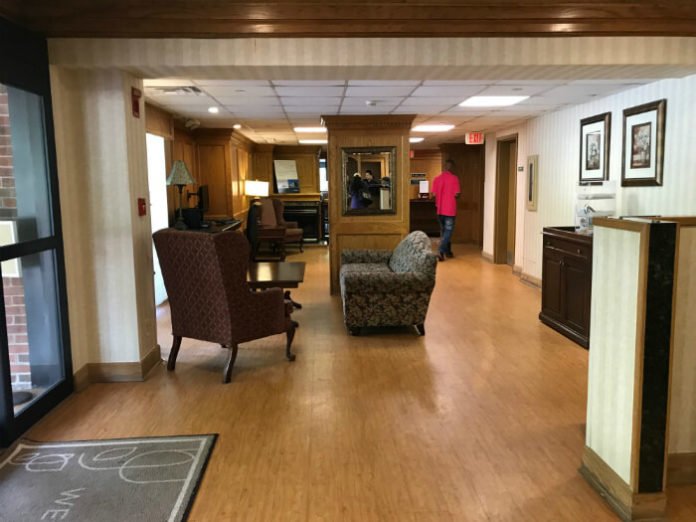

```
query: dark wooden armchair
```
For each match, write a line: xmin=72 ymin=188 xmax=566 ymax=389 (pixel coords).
xmin=272 ymin=198 xmax=304 ymax=253
xmin=153 ymin=229 xmax=296 ymax=383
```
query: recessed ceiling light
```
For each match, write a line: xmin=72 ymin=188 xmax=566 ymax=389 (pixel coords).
xmin=233 ymin=123 xmax=242 ymax=129
xmin=208 ymin=106 xmax=219 ymax=114
xmin=409 ymin=137 xmax=425 ymax=143
xmin=365 ymin=100 xmax=377 ymax=106
xmin=459 ymin=96 xmax=529 ymax=107
xmin=294 ymin=127 xmax=327 ymax=133
xmin=299 ymin=139 xmax=327 ymax=144
xmin=412 ymin=124 xmax=455 ymax=132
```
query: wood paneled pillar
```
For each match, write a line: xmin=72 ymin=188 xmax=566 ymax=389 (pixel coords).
xmin=322 ymin=114 xmax=415 ymax=295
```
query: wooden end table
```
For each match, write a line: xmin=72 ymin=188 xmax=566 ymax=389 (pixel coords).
xmin=247 ymin=261 xmax=306 ymax=311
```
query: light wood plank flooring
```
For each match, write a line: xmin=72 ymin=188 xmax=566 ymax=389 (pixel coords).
xmin=27 ymin=245 xmax=696 ymax=521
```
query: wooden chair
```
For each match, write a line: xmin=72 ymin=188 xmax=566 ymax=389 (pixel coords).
xmin=272 ymin=198 xmax=304 ymax=253
xmin=153 ymin=229 xmax=297 ymax=383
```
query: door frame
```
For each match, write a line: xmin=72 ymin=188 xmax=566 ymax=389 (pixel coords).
xmin=493 ymin=134 xmax=518 ymax=264
xmin=0 ymin=18 xmax=73 ymax=446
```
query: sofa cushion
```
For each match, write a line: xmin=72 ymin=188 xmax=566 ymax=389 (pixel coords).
xmin=340 ymin=263 xmax=392 ymax=275
xmin=388 ymin=231 xmax=435 ymax=276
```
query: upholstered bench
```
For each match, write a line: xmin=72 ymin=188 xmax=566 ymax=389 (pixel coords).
xmin=339 ymin=230 xmax=437 ymax=336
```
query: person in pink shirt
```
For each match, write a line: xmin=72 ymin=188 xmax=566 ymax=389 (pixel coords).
xmin=431 ymin=159 xmax=460 ymax=261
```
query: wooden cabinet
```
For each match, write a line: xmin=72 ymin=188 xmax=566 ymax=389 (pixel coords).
xmin=409 ymin=199 xmax=440 ymax=236
xmin=539 ymin=227 xmax=593 ymax=348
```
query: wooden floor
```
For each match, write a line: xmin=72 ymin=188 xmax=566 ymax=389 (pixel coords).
xmin=27 ymin=245 xmax=696 ymax=521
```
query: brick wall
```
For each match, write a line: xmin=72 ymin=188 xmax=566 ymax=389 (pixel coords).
xmin=0 ymin=85 xmax=31 ymax=391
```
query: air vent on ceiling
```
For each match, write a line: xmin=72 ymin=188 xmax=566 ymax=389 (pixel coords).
xmin=147 ymin=86 xmax=204 ymax=96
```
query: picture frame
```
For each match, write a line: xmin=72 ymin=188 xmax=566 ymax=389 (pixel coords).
xmin=526 ymin=155 xmax=538 ymax=212
xmin=579 ymin=112 xmax=611 ymax=182
xmin=621 ymin=99 xmax=667 ymax=187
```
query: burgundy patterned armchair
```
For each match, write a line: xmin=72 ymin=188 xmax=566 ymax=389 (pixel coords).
xmin=153 ymin=229 xmax=296 ymax=383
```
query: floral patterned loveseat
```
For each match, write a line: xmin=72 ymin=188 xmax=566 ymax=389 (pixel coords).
xmin=339 ymin=230 xmax=438 ymax=336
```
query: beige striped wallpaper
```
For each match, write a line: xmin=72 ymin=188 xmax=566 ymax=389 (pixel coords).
xmin=521 ymin=74 xmax=696 ymax=279
xmin=48 ymin=37 xmax=696 ymax=80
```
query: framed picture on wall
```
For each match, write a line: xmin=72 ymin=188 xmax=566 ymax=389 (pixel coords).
xmin=579 ymin=112 xmax=611 ymax=182
xmin=526 ymin=155 xmax=539 ymax=212
xmin=621 ymin=99 xmax=667 ymax=187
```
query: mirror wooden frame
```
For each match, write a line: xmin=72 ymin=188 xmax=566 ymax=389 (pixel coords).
xmin=341 ymin=146 xmax=397 ymax=216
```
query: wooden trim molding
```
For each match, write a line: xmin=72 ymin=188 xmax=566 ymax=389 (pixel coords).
xmin=520 ymin=272 xmax=541 ymax=288
xmin=74 ymin=345 xmax=162 ymax=387
xmin=72 ymin=364 xmax=91 ymax=392
xmin=481 ymin=251 xmax=494 ymax=263
xmin=667 ymin=453 xmax=696 ymax=486
xmin=322 ymin=114 xmax=417 ymax=132
xmin=580 ymin=446 xmax=667 ymax=521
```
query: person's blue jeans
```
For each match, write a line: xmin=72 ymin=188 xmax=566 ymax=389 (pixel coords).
xmin=437 ymin=215 xmax=455 ymax=254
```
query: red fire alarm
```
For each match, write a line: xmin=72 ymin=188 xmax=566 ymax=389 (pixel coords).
xmin=137 ymin=197 xmax=147 ymax=216
xmin=131 ymin=87 xmax=142 ymax=118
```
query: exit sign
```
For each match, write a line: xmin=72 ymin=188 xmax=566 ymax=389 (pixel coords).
xmin=465 ymin=132 xmax=484 ymax=145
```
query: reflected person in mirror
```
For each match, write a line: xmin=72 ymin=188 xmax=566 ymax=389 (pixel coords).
xmin=349 ymin=173 xmax=368 ymax=209
xmin=432 ymin=159 xmax=461 ymax=261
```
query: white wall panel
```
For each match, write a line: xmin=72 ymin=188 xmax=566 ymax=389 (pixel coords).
xmin=586 ymin=226 xmax=642 ymax=485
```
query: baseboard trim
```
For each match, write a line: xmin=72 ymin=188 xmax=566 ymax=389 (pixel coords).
xmin=668 ymin=452 xmax=696 ymax=486
xmin=75 ymin=345 xmax=163 ymax=386
xmin=481 ymin=251 xmax=494 ymax=263
xmin=72 ymin=364 xmax=90 ymax=392
xmin=580 ymin=446 xmax=667 ymax=521
xmin=520 ymin=272 xmax=542 ymax=288
xmin=512 ymin=265 xmax=523 ymax=276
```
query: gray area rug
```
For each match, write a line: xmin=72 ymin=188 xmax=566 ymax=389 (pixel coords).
xmin=0 ymin=434 xmax=217 ymax=522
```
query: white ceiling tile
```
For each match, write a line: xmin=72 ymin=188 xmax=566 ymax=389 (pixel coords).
xmin=400 ymin=97 xmax=463 ymax=106
xmin=341 ymin=96 xmax=404 ymax=106
xmin=391 ymin=106 xmax=443 ymax=114
xmin=217 ymin=97 xmax=279 ymax=106
xmin=348 ymin=80 xmax=421 ymax=86
xmin=273 ymin=80 xmax=345 ymax=86
xmin=193 ymin=80 xmax=271 ymax=86
xmin=144 ymin=79 xmax=195 ymax=87
xmin=410 ymin=86 xmax=486 ymax=97
xmin=276 ymin=86 xmax=345 ymax=97
xmin=422 ymin=80 xmax=491 ymax=86
xmin=281 ymin=97 xmax=341 ymax=106
xmin=203 ymin=86 xmax=276 ymax=97
xmin=474 ymin=84 xmax=552 ymax=96
xmin=339 ymin=107 xmax=397 ymax=114
xmin=345 ymin=86 xmax=415 ymax=97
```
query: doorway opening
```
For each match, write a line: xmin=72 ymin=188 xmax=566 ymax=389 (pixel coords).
xmin=146 ymin=133 xmax=170 ymax=306
xmin=493 ymin=135 xmax=518 ymax=266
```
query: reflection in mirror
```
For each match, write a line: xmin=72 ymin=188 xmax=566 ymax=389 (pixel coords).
xmin=342 ymin=147 xmax=396 ymax=215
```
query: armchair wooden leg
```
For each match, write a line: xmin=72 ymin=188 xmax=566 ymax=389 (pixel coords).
xmin=415 ymin=323 xmax=426 ymax=336
xmin=286 ymin=324 xmax=297 ymax=361
xmin=167 ymin=335 xmax=182 ymax=371
xmin=223 ymin=344 xmax=239 ymax=384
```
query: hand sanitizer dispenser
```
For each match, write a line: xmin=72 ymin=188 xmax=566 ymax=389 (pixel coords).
xmin=576 ymin=181 xmax=616 ymax=233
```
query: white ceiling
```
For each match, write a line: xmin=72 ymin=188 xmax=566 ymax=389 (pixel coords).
xmin=144 ymin=77 xmax=657 ymax=147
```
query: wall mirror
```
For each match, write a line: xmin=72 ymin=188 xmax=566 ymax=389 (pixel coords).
xmin=342 ymin=146 xmax=396 ymax=215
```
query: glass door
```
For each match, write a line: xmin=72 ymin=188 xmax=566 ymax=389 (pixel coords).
xmin=0 ymin=25 xmax=72 ymax=445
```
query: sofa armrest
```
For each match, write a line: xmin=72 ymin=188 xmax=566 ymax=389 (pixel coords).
xmin=341 ymin=249 xmax=392 ymax=265
xmin=340 ymin=270 xmax=434 ymax=295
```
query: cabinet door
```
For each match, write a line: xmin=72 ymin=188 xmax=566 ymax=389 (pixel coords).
xmin=541 ymin=248 xmax=564 ymax=320
xmin=563 ymin=256 xmax=590 ymax=336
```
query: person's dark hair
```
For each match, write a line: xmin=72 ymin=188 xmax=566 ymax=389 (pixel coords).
xmin=350 ymin=175 xmax=364 ymax=193
xmin=365 ymin=169 xmax=373 ymax=176
xmin=445 ymin=159 xmax=455 ymax=169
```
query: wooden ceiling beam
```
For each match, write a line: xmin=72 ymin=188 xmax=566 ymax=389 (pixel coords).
xmin=8 ymin=1 xmax=696 ymax=38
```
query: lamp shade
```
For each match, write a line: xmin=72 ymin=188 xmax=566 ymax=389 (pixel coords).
xmin=166 ymin=160 xmax=195 ymax=186
xmin=244 ymin=180 xmax=269 ymax=197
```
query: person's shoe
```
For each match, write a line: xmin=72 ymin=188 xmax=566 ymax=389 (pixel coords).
xmin=446 ymin=251 xmax=454 ymax=258
xmin=437 ymin=252 xmax=446 ymax=262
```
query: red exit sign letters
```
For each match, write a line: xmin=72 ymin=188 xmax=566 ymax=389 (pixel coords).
xmin=465 ymin=132 xmax=484 ymax=145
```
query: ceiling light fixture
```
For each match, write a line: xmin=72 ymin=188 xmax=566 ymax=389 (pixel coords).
xmin=459 ymin=96 xmax=529 ymax=107
xmin=208 ymin=106 xmax=219 ymax=114
xmin=365 ymin=100 xmax=377 ymax=106
xmin=299 ymin=139 xmax=328 ymax=145
xmin=412 ymin=124 xmax=455 ymax=132
xmin=233 ymin=123 xmax=242 ymax=129
xmin=294 ymin=127 xmax=327 ymax=133
xmin=409 ymin=137 xmax=425 ymax=143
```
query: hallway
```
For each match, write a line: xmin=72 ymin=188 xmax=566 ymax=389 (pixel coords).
xmin=25 ymin=244 xmax=696 ymax=521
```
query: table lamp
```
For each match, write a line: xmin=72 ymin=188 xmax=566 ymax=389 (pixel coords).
xmin=244 ymin=179 xmax=269 ymax=204
xmin=167 ymin=160 xmax=196 ymax=230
